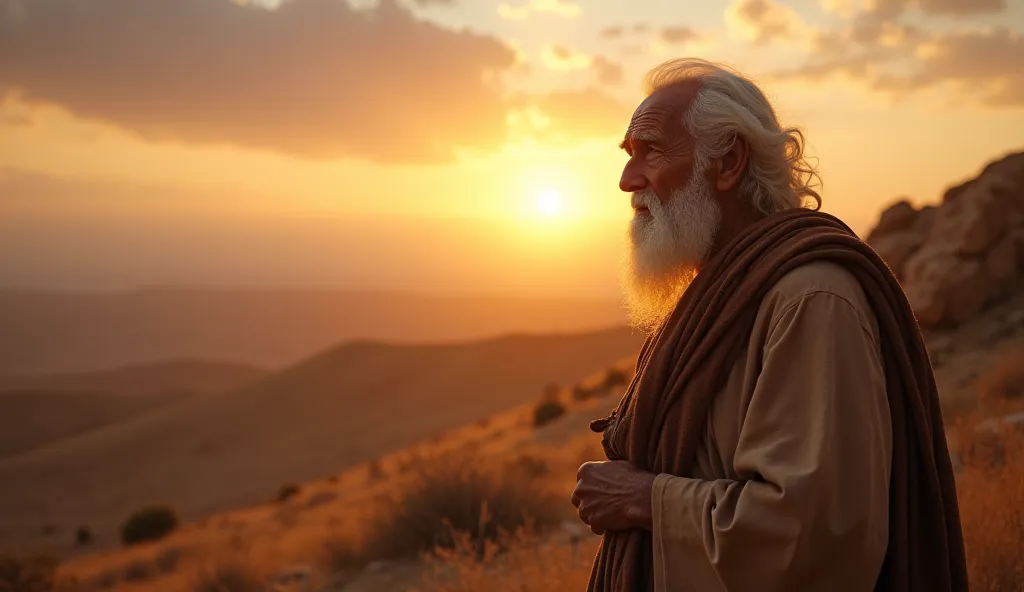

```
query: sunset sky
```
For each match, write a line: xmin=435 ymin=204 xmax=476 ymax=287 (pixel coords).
xmin=2 ymin=0 xmax=1023 ymax=297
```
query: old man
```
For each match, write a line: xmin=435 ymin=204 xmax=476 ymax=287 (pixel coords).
xmin=570 ymin=58 xmax=967 ymax=592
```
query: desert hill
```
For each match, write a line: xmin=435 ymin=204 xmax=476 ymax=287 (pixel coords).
xmin=0 ymin=359 xmax=266 ymax=461
xmin=0 ymin=326 xmax=645 ymax=554
xmin=0 ymin=289 xmax=627 ymax=375
xmin=0 ymin=358 xmax=265 ymax=397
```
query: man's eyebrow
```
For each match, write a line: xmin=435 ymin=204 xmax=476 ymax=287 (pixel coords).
xmin=619 ymin=130 xmax=658 ymax=150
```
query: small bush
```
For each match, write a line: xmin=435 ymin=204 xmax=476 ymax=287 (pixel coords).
xmin=362 ymin=454 xmax=562 ymax=561
xmin=276 ymin=483 xmax=300 ymax=503
xmin=75 ymin=526 xmax=93 ymax=547
xmin=602 ymin=368 xmax=629 ymax=390
xmin=122 ymin=559 xmax=155 ymax=582
xmin=571 ymin=385 xmax=596 ymax=402
xmin=507 ymin=455 xmax=549 ymax=479
xmin=533 ymin=400 xmax=566 ymax=428
xmin=192 ymin=563 xmax=263 ymax=592
xmin=120 ymin=505 xmax=179 ymax=546
xmin=0 ymin=553 xmax=58 ymax=592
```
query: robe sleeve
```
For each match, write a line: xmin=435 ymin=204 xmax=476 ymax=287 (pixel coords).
xmin=651 ymin=291 xmax=893 ymax=591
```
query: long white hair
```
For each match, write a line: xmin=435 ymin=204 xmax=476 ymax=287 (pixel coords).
xmin=644 ymin=58 xmax=822 ymax=216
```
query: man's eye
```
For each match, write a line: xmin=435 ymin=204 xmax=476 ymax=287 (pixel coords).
xmin=648 ymin=145 xmax=663 ymax=154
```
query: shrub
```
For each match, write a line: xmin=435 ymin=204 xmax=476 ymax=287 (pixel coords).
xmin=571 ymin=385 xmax=597 ymax=402
xmin=120 ymin=505 xmax=179 ymax=546
xmin=276 ymin=483 xmax=301 ymax=503
xmin=506 ymin=454 xmax=549 ymax=479
xmin=361 ymin=454 xmax=563 ymax=561
xmin=0 ymin=553 xmax=58 ymax=592
xmin=75 ymin=526 xmax=93 ymax=547
xmin=533 ymin=399 xmax=566 ymax=428
xmin=192 ymin=563 xmax=263 ymax=592
xmin=122 ymin=559 xmax=155 ymax=582
xmin=602 ymin=368 xmax=629 ymax=390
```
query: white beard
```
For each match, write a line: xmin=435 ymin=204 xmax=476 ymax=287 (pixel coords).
xmin=621 ymin=156 xmax=722 ymax=333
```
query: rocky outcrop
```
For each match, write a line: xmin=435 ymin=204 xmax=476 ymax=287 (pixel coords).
xmin=866 ymin=152 xmax=1024 ymax=327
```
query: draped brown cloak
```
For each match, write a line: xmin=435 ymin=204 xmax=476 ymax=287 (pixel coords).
xmin=587 ymin=209 xmax=968 ymax=592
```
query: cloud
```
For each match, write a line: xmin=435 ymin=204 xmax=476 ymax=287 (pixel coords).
xmin=661 ymin=26 xmax=700 ymax=45
xmin=772 ymin=27 xmax=1024 ymax=106
xmin=592 ymin=56 xmax=624 ymax=86
xmin=0 ymin=0 xmax=517 ymax=164
xmin=497 ymin=0 xmax=580 ymax=20
xmin=861 ymin=0 xmax=1004 ymax=21
xmin=509 ymin=88 xmax=631 ymax=141
xmin=541 ymin=45 xmax=591 ymax=71
xmin=599 ymin=25 xmax=624 ymax=39
xmin=726 ymin=0 xmax=810 ymax=45
xmin=540 ymin=45 xmax=623 ymax=86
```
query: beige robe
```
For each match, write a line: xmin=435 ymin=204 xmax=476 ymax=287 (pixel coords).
xmin=650 ymin=261 xmax=893 ymax=592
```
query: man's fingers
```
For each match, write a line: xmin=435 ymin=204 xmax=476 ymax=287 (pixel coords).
xmin=590 ymin=523 xmax=605 ymax=536
xmin=570 ymin=489 xmax=581 ymax=508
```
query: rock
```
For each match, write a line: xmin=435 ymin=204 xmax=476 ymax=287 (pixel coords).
xmin=865 ymin=151 xmax=1024 ymax=327
xmin=871 ymin=231 xmax=925 ymax=279
xmin=985 ymin=231 xmax=1020 ymax=282
xmin=867 ymin=199 xmax=918 ymax=243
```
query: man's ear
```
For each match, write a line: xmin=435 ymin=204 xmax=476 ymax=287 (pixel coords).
xmin=715 ymin=134 xmax=749 ymax=193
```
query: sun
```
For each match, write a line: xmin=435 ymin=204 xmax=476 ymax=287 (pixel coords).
xmin=535 ymin=189 xmax=562 ymax=217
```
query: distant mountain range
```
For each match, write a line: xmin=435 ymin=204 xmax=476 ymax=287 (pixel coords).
xmin=0 ymin=289 xmax=628 ymax=375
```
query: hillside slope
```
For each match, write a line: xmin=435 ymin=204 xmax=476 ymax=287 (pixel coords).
xmin=0 ymin=359 xmax=265 ymax=460
xmin=0 ymin=326 xmax=644 ymax=553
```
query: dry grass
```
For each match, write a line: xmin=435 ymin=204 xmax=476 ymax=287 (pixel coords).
xmin=422 ymin=529 xmax=596 ymax=592
xmin=0 ymin=553 xmax=58 ymax=592
xmin=191 ymin=562 xmax=264 ymax=592
xmin=977 ymin=348 xmax=1024 ymax=404
xmin=954 ymin=410 xmax=1024 ymax=591
xmin=360 ymin=453 xmax=565 ymax=562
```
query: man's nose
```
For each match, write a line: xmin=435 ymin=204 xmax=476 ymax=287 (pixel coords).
xmin=619 ymin=162 xmax=647 ymax=193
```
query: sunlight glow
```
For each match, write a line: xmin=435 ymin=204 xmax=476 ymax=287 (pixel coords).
xmin=535 ymin=189 xmax=562 ymax=217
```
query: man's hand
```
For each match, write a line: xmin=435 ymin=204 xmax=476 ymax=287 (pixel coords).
xmin=570 ymin=460 xmax=657 ymax=535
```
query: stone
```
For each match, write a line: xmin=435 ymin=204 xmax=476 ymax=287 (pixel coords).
xmin=864 ymin=151 xmax=1024 ymax=327
xmin=870 ymin=231 xmax=925 ymax=279
xmin=867 ymin=199 xmax=918 ymax=243
xmin=985 ymin=231 xmax=1019 ymax=282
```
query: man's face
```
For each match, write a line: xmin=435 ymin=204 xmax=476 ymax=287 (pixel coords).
xmin=618 ymin=83 xmax=723 ymax=332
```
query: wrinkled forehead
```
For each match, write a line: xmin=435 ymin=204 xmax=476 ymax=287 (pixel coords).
xmin=625 ymin=82 xmax=698 ymax=142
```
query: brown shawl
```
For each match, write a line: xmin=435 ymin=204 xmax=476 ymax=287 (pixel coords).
xmin=588 ymin=209 xmax=968 ymax=591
